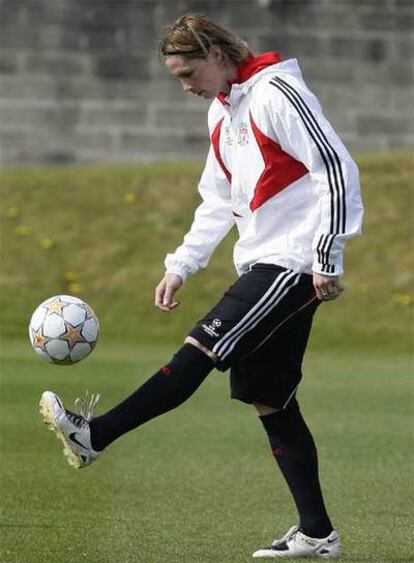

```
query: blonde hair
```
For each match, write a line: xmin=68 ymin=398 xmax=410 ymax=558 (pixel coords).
xmin=159 ymin=13 xmax=250 ymax=64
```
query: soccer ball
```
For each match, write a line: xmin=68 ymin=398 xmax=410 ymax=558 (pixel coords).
xmin=29 ymin=295 xmax=99 ymax=365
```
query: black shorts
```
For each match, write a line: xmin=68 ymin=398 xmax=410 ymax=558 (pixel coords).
xmin=188 ymin=264 xmax=319 ymax=410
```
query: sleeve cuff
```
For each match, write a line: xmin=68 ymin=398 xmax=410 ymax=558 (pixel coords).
xmin=164 ymin=255 xmax=195 ymax=283
xmin=312 ymin=254 xmax=343 ymax=276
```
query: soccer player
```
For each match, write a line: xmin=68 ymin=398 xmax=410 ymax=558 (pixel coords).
xmin=40 ymin=14 xmax=363 ymax=559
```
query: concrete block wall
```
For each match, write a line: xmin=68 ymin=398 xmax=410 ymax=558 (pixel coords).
xmin=0 ymin=0 xmax=412 ymax=166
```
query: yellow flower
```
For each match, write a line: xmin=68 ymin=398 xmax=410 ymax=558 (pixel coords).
xmin=392 ymin=292 xmax=413 ymax=306
xmin=15 ymin=225 xmax=32 ymax=236
xmin=39 ymin=238 xmax=55 ymax=250
xmin=7 ymin=206 xmax=19 ymax=218
xmin=123 ymin=192 xmax=136 ymax=203
xmin=68 ymin=282 xmax=82 ymax=294
xmin=63 ymin=271 xmax=79 ymax=282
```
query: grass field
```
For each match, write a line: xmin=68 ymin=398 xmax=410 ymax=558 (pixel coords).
xmin=0 ymin=153 xmax=413 ymax=561
xmin=0 ymin=152 xmax=413 ymax=352
xmin=0 ymin=343 xmax=412 ymax=563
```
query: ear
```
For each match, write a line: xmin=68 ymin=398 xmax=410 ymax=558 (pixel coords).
xmin=211 ymin=45 xmax=225 ymax=64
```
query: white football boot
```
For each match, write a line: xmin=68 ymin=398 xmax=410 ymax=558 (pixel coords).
xmin=39 ymin=390 xmax=101 ymax=469
xmin=252 ymin=525 xmax=342 ymax=559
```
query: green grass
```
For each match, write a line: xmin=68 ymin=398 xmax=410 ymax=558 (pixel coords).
xmin=0 ymin=153 xmax=413 ymax=560
xmin=0 ymin=152 xmax=413 ymax=352
xmin=0 ymin=344 xmax=412 ymax=562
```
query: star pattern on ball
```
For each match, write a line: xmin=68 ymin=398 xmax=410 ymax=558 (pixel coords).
xmin=85 ymin=304 xmax=95 ymax=319
xmin=30 ymin=295 xmax=100 ymax=365
xmin=46 ymin=297 xmax=65 ymax=315
xmin=33 ymin=328 xmax=47 ymax=349
xmin=62 ymin=325 xmax=86 ymax=348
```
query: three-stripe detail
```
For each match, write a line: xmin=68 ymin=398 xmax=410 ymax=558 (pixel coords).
xmin=213 ymin=269 xmax=301 ymax=361
xmin=269 ymin=76 xmax=346 ymax=274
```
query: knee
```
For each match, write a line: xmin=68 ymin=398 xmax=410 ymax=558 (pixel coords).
xmin=253 ymin=403 xmax=279 ymax=416
xmin=253 ymin=397 xmax=299 ymax=417
xmin=184 ymin=336 xmax=218 ymax=363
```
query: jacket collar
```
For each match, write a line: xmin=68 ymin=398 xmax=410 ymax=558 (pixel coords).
xmin=217 ymin=51 xmax=281 ymax=106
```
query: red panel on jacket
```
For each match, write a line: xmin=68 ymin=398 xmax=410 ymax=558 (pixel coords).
xmin=249 ymin=114 xmax=308 ymax=211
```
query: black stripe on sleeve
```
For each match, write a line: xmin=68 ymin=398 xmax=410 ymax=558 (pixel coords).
xmin=272 ymin=76 xmax=346 ymax=235
xmin=270 ymin=78 xmax=336 ymax=235
xmin=269 ymin=76 xmax=347 ymax=270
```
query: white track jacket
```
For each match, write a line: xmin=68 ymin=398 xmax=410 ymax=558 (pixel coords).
xmin=165 ymin=53 xmax=363 ymax=281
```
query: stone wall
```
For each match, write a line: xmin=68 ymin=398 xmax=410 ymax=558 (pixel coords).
xmin=0 ymin=0 xmax=412 ymax=166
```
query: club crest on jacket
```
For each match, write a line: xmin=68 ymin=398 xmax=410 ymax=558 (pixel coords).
xmin=238 ymin=121 xmax=249 ymax=146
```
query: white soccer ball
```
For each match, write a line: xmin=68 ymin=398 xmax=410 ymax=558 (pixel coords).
xmin=29 ymin=295 xmax=100 ymax=365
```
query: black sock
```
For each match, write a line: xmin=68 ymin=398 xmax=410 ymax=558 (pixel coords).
xmin=90 ymin=344 xmax=214 ymax=451
xmin=259 ymin=399 xmax=333 ymax=539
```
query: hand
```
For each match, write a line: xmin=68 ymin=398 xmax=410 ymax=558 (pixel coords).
xmin=313 ymin=273 xmax=344 ymax=302
xmin=154 ymin=274 xmax=183 ymax=312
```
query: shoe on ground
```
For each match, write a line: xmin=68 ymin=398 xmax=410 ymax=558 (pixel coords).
xmin=39 ymin=390 xmax=101 ymax=469
xmin=252 ymin=525 xmax=342 ymax=559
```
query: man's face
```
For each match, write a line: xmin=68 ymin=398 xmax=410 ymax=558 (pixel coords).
xmin=165 ymin=53 xmax=228 ymax=99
